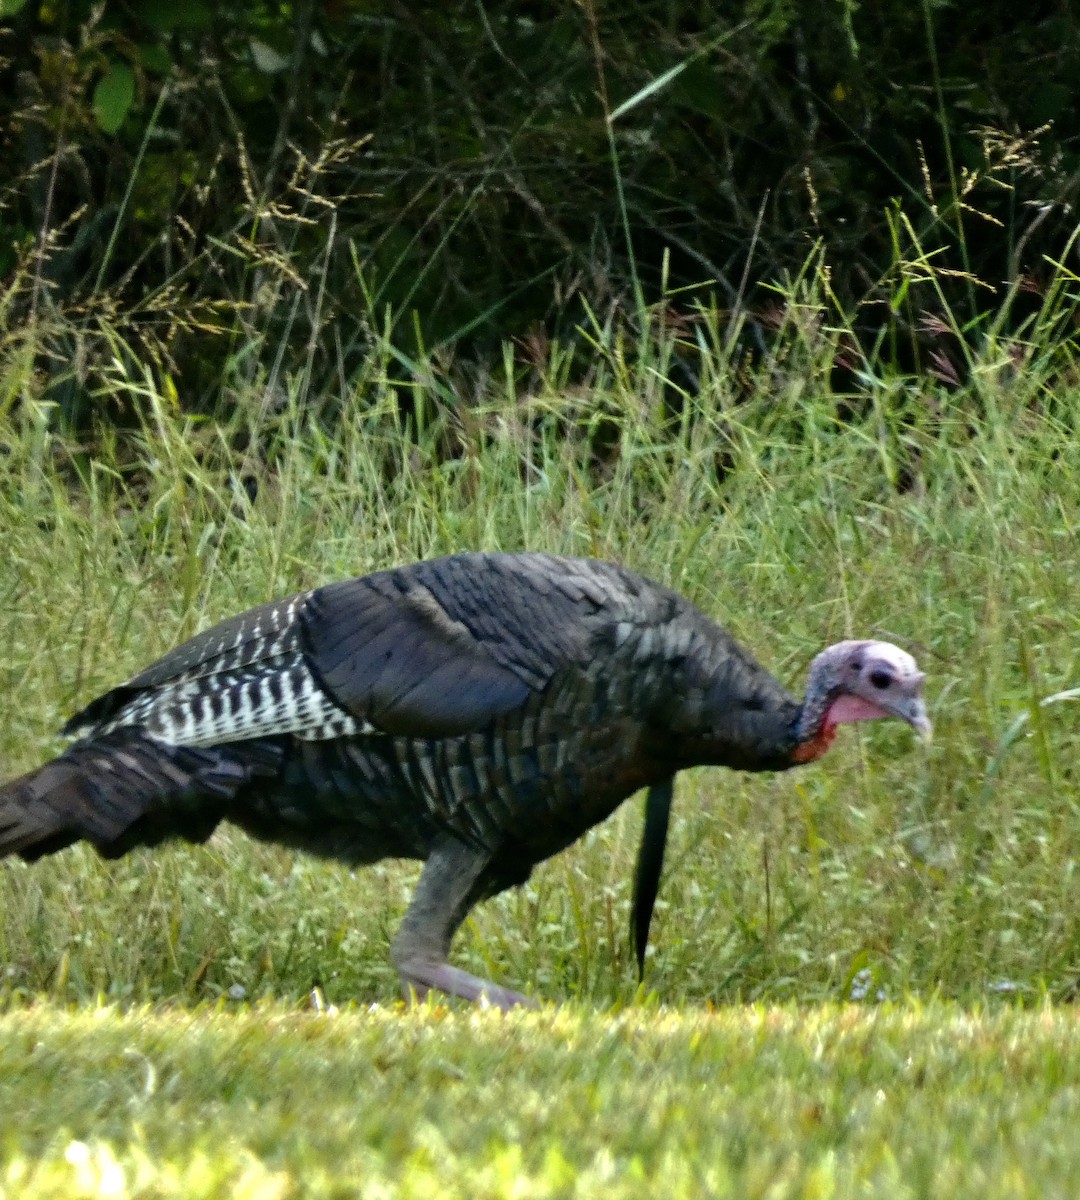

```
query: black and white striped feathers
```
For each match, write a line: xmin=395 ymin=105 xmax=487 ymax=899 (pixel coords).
xmin=65 ymin=592 xmax=367 ymax=746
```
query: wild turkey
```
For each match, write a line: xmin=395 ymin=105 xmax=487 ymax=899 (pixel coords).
xmin=0 ymin=552 xmax=930 ymax=1008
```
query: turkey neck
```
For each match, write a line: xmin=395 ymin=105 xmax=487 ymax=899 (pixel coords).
xmin=652 ymin=628 xmax=805 ymax=775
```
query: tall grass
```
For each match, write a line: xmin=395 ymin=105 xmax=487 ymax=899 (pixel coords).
xmin=1 ymin=259 xmax=1079 ymax=1011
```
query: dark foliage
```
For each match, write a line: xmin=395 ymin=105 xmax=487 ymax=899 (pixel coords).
xmin=1 ymin=0 xmax=1078 ymax=419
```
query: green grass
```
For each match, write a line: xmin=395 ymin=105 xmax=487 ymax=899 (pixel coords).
xmin=2 ymin=1001 xmax=1080 ymax=1198
xmin=2 ymin=366 xmax=1079 ymax=1009
xmin=2 ymin=274 xmax=1080 ymax=1193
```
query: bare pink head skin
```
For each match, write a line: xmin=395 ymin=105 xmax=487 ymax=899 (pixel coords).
xmin=792 ymin=640 xmax=931 ymax=763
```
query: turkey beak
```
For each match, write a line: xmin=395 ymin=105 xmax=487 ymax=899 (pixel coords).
xmin=906 ymin=702 xmax=933 ymax=741
xmin=892 ymin=684 xmax=932 ymax=742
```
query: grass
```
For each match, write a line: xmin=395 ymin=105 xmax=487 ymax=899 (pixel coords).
xmin=3 ymin=1001 xmax=1080 ymax=1198
xmin=1 ymin=266 xmax=1080 ymax=1193
xmin=2 ymin=363 xmax=1079 ymax=1009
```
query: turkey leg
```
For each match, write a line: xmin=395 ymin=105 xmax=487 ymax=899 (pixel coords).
xmin=391 ymin=834 xmax=538 ymax=1011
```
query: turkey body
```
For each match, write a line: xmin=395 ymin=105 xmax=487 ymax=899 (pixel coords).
xmin=212 ymin=554 xmax=798 ymax=874
xmin=0 ymin=552 xmax=926 ymax=1008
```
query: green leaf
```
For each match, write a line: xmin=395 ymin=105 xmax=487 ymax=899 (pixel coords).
xmin=608 ymin=26 xmax=746 ymax=124
xmin=249 ymin=38 xmax=289 ymax=74
xmin=93 ymin=64 xmax=136 ymax=135
xmin=138 ymin=43 xmax=172 ymax=76
xmin=0 ymin=0 xmax=29 ymax=16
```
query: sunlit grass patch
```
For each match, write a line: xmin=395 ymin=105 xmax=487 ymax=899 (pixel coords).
xmin=2 ymin=1002 xmax=1080 ymax=1198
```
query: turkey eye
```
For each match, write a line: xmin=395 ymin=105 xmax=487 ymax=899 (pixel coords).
xmin=869 ymin=670 xmax=892 ymax=690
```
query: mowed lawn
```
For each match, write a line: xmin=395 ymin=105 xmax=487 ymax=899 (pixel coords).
xmin=1 ymin=1001 xmax=1078 ymax=1198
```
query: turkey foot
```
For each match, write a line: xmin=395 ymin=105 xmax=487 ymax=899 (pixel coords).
xmin=396 ymin=957 xmax=538 ymax=1011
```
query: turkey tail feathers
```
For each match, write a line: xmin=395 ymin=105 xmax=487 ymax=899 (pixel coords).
xmin=0 ymin=732 xmax=283 ymax=861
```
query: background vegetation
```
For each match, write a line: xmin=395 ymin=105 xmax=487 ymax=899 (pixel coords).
xmin=1 ymin=296 xmax=1079 ymax=1007
xmin=2 ymin=0 xmax=1079 ymax=423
